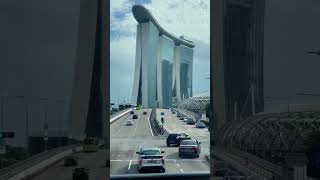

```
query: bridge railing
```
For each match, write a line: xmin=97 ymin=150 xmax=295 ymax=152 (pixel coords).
xmin=214 ymin=146 xmax=282 ymax=179
xmin=0 ymin=144 xmax=79 ymax=180
xmin=110 ymin=108 xmax=133 ymax=124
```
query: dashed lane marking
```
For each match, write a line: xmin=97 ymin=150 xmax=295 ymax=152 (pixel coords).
xmin=127 ymin=160 xmax=132 ymax=173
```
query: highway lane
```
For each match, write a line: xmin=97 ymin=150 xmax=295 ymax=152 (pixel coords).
xmin=156 ymin=109 xmax=210 ymax=156
xmin=31 ymin=150 xmax=108 ymax=180
xmin=110 ymin=109 xmax=152 ymax=138
xmin=110 ymin=109 xmax=210 ymax=175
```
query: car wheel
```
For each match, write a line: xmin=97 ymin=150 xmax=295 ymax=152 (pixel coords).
xmin=138 ymin=169 xmax=143 ymax=173
xmin=167 ymin=143 xmax=170 ymax=147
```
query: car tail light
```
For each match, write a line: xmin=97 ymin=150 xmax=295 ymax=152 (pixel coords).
xmin=192 ymin=147 xmax=198 ymax=152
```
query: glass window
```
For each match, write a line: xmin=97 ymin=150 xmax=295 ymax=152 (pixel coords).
xmin=181 ymin=141 xmax=197 ymax=145
xmin=142 ymin=149 xmax=160 ymax=155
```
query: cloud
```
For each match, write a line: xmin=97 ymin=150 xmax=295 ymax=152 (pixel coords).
xmin=111 ymin=0 xmax=210 ymax=44
xmin=143 ymin=0 xmax=210 ymax=44
xmin=110 ymin=0 xmax=210 ymax=103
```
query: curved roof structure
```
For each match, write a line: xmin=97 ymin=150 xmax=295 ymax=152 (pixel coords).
xmin=178 ymin=96 xmax=210 ymax=111
xmin=132 ymin=5 xmax=195 ymax=48
xmin=217 ymin=110 xmax=320 ymax=164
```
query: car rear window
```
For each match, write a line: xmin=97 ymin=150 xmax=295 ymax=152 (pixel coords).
xmin=181 ymin=141 xmax=197 ymax=145
xmin=168 ymin=134 xmax=178 ymax=139
xmin=142 ymin=150 xmax=160 ymax=155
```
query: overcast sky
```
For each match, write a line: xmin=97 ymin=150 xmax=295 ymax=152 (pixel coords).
xmin=110 ymin=0 xmax=210 ymax=105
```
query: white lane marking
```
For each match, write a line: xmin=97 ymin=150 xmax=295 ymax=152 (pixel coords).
xmin=176 ymin=164 xmax=180 ymax=168
xmin=180 ymin=168 xmax=184 ymax=172
xmin=132 ymin=115 xmax=140 ymax=137
xmin=127 ymin=160 xmax=132 ymax=173
xmin=148 ymin=110 xmax=154 ymax=136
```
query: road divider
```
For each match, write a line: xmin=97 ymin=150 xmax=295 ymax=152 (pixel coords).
xmin=110 ymin=108 xmax=133 ymax=124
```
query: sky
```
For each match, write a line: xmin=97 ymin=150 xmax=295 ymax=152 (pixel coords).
xmin=110 ymin=0 xmax=210 ymax=106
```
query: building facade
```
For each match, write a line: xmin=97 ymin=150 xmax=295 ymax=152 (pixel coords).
xmin=213 ymin=0 xmax=265 ymax=130
xmin=213 ymin=0 xmax=320 ymax=130
xmin=131 ymin=5 xmax=195 ymax=108
xmin=0 ymin=0 xmax=108 ymax=151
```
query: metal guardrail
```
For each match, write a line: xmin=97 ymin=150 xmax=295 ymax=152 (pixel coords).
xmin=0 ymin=144 xmax=78 ymax=180
xmin=175 ymin=108 xmax=208 ymax=121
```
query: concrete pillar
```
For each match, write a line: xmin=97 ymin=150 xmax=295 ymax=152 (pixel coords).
xmin=212 ymin=0 xmax=226 ymax=131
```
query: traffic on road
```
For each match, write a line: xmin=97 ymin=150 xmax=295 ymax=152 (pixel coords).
xmin=110 ymin=108 xmax=210 ymax=175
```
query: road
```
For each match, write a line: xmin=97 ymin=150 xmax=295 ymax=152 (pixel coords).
xmin=110 ymin=109 xmax=210 ymax=175
xmin=31 ymin=150 xmax=108 ymax=180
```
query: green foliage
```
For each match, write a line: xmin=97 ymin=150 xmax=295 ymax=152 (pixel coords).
xmin=201 ymin=120 xmax=209 ymax=126
xmin=205 ymin=103 xmax=211 ymax=116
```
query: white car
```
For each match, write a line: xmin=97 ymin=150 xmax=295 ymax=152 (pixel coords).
xmin=136 ymin=147 xmax=165 ymax=173
xmin=183 ymin=118 xmax=188 ymax=122
xmin=126 ymin=120 xmax=134 ymax=126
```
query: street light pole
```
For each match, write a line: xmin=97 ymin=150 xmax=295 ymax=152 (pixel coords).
xmin=1 ymin=96 xmax=3 ymax=133
xmin=0 ymin=96 xmax=3 ymax=169
xmin=25 ymin=102 xmax=29 ymax=153
xmin=40 ymin=98 xmax=49 ymax=151
xmin=56 ymin=99 xmax=64 ymax=147
xmin=6 ymin=96 xmax=27 ymax=152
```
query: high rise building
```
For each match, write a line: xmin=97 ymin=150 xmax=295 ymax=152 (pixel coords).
xmin=131 ymin=5 xmax=195 ymax=108
xmin=213 ymin=0 xmax=265 ymax=130
xmin=0 ymin=0 xmax=108 ymax=150
xmin=213 ymin=0 xmax=320 ymax=130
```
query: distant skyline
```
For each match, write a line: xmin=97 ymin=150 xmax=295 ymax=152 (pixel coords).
xmin=110 ymin=0 xmax=210 ymax=105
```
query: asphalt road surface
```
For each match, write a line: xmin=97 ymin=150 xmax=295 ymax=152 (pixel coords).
xmin=110 ymin=109 xmax=210 ymax=175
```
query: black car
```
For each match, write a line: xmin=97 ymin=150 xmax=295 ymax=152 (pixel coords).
xmin=143 ymin=111 xmax=147 ymax=115
xmin=72 ymin=168 xmax=89 ymax=180
xmin=166 ymin=133 xmax=191 ymax=147
xmin=64 ymin=156 xmax=78 ymax=166
xmin=133 ymin=114 xmax=138 ymax=119
xmin=186 ymin=118 xmax=195 ymax=125
xmin=130 ymin=111 xmax=134 ymax=114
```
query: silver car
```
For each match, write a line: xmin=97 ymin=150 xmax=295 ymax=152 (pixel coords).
xmin=126 ymin=119 xmax=134 ymax=126
xmin=179 ymin=139 xmax=201 ymax=158
xmin=136 ymin=147 xmax=165 ymax=173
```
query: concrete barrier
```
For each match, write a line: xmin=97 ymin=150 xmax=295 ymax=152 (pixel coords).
xmin=2 ymin=108 xmax=129 ymax=180
xmin=7 ymin=146 xmax=82 ymax=180
xmin=110 ymin=108 xmax=133 ymax=124
xmin=155 ymin=111 xmax=170 ymax=135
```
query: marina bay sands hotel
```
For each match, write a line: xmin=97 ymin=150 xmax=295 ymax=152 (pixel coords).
xmin=131 ymin=5 xmax=195 ymax=108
